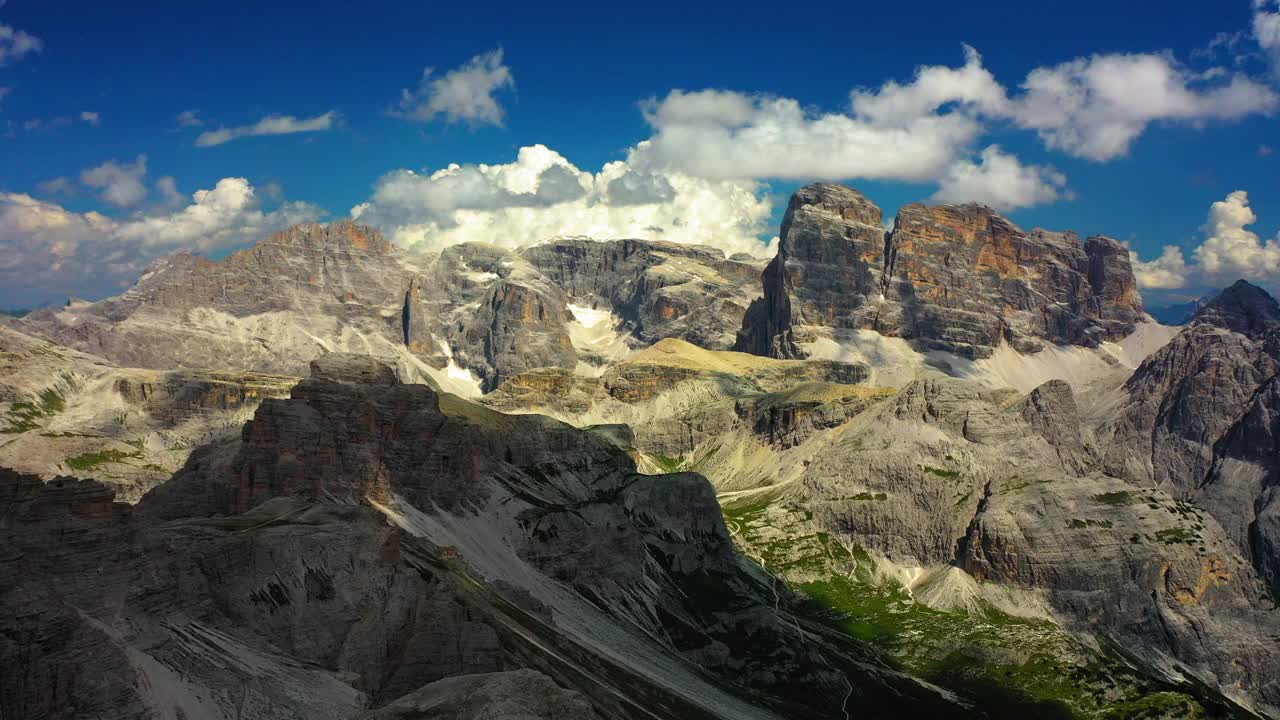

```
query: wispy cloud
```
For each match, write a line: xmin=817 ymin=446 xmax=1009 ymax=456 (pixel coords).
xmin=396 ymin=49 xmax=514 ymax=126
xmin=195 ymin=111 xmax=339 ymax=147
xmin=175 ymin=109 xmax=203 ymax=128
xmin=23 ymin=116 xmax=72 ymax=132
xmin=36 ymin=177 xmax=76 ymax=197
xmin=1256 ymin=0 xmax=1280 ymax=73
xmin=0 ymin=22 xmax=42 ymax=66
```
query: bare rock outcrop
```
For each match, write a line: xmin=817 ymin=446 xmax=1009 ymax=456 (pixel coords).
xmin=1098 ymin=281 xmax=1280 ymax=593
xmin=1 ymin=356 xmax=965 ymax=720
xmin=737 ymin=183 xmax=1145 ymax=360
xmin=522 ymin=238 xmax=764 ymax=350
xmin=0 ymin=324 xmax=296 ymax=502
xmin=19 ymin=225 xmax=766 ymax=394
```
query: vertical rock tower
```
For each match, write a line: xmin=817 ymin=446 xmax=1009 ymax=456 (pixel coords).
xmin=737 ymin=183 xmax=1145 ymax=359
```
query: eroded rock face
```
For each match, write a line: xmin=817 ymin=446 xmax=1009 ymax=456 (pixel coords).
xmin=1202 ymin=375 xmax=1280 ymax=592
xmin=522 ymin=238 xmax=764 ymax=351
xmin=1191 ymin=279 xmax=1280 ymax=338
xmin=19 ymin=225 xmax=765 ymax=394
xmin=481 ymin=328 xmax=1280 ymax=713
xmin=0 ymin=324 xmax=297 ymax=502
xmin=19 ymin=221 xmax=427 ymax=383
xmin=737 ymin=184 xmax=886 ymax=358
xmin=737 ymin=183 xmax=1145 ymax=360
xmin=1 ymin=356 xmax=964 ymax=720
xmin=1092 ymin=280 xmax=1280 ymax=600
xmin=792 ymin=374 xmax=1280 ymax=712
xmin=1098 ymin=281 xmax=1280 ymax=591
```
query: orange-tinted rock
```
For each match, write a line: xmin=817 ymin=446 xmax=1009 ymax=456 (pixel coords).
xmin=739 ymin=183 xmax=1146 ymax=360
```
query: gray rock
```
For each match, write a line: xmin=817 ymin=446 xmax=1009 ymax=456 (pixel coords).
xmin=1202 ymin=375 xmax=1280 ymax=591
xmin=737 ymin=184 xmax=886 ymax=358
xmin=737 ymin=183 xmax=1145 ymax=360
xmin=0 ymin=324 xmax=297 ymax=502
xmin=1 ymin=356 xmax=965 ymax=720
xmin=1190 ymin=279 xmax=1280 ymax=339
xmin=18 ymin=226 xmax=765 ymax=394
xmin=1097 ymin=281 xmax=1280 ymax=595
xmin=522 ymin=238 xmax=764 ymax=351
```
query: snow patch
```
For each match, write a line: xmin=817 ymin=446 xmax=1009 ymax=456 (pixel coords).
xmin=424 ymin=336 xmax=483 ymax=398
xmin=463 ymin=270 xmax=500 ymax=283
xmin=567 ymin=304 xmax=632 ymax=361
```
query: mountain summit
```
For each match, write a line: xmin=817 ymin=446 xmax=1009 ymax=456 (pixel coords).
xmin=737 ymin=182 xmax=1144 ymax=359
xmin=1191 ymin=279 xmax=1280 ymax=339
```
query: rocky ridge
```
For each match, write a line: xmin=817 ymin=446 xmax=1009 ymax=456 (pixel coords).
xmin=0 ymin=324 xmax=295 ymax=501
xmin=737 ymin=183 xmax=1145 ymax=360
xmin=1098 ymin=280 xmax=1280 ymax=596
xmin=17 ymin=225 xmax=763 ymax=394
xmin=1 ymin=355 xmax=973 ymax=720
xmin=486 ymin=313 xmax=1280 ymax=717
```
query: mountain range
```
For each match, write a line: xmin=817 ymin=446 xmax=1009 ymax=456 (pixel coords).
xmin=4 ymin=183 xmax=1280 ymax=719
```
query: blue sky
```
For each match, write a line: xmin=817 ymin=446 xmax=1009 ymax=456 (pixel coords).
xmin=2 ymin=0 xmax=1279 ymax=309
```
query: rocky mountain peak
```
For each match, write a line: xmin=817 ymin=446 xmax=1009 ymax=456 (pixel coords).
xmin=1192 ymin=279 xmax=1280 ymax=339
xmin=780 ymin=183 xmax=884 ymax=251
xmin=1084 ymin=235 xmax=1142 ymax=313
xmin=738 ymin=182 xmax=1145 ymax=360
xmin=268 ymin=219 xmax=395 ymax=256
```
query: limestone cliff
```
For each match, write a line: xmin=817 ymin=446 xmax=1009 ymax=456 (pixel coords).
xmin=738 ymin=183 xmax=1145 ymax=360
xmin=1 ymin=356 xmax=967 ymax=720
xmin=19 ymin=224 xmax=763 ymax=394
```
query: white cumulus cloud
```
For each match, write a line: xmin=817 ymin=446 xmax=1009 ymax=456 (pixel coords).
xmin=112 ymin=178 xmax=323 ymax=252
xmin=849 ymin=45 xmax=1010 ymax=125
xmin=1010 ymin=53 xmax=1279 ymax=161
xmin=625 ymin=48 xmax=1057 ymax=206
xmin=931 ymin=145 xmax=1067 ymax=211
xmin=0 ymin=179 xmax=324 ymax=306
xmin=80 ymin=155 xmax=150 ymax=208
xmin=352 ymin=144 xmax=772 ymax=258
xmin=196 ymin=111 xmax=338 ymax=147
xmin=396 ymin=48 xmax=515 ymax=126
xmin=1130 ymin=245 xmax=1190 ymax=290
xmin=1193 ymin=190 xmax=1280 ymax=280
xmin=1130 ymin=191 xmax=1280 ymax=293
xmin=630 ymin=87 xmax=985 ymax=183
xmin=628 ymin=44 xmax=1278 ymax=206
